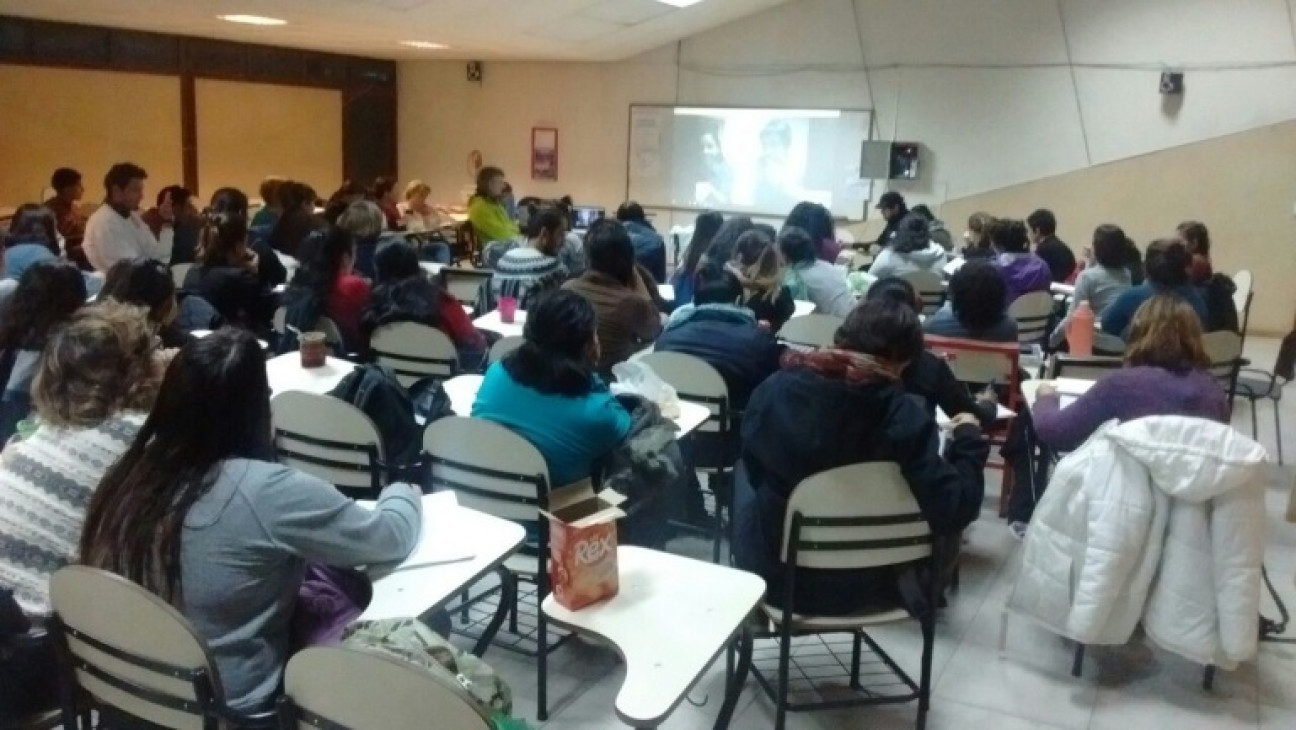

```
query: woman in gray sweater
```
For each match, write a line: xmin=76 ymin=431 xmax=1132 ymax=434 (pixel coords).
xmin=1049 ymin=224 xmax=1133 ymax=349
xmin=79 ymin=329 xmax=422 ymax=713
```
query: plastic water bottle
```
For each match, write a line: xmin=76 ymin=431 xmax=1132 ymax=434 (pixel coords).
xmin=1068 ymin=301 xmax=1095 ymax=356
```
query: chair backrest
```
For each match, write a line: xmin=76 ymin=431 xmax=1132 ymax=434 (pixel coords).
xmin=924 ymin=335 xmax=1022 ymax=409
xmin=271 ymin=391 xmax=385 ymax=498
xmin=781 ymin=463 xmax=932 ymax=570
xmin=49 ymin=566 xmax=224 ymax=730
xmin=170 ymin=263 xmax=192 ymax=290
xmin=315 ymin=316 xmax=345 ymax=350
xmin=441 ymin=268 xmax=493 ymax=309
xmin=898 ymin=269 xmax=945 ymax=315
xmin=1202 ymin=330 xmax=1243 ymax=396
xmin=1047 ymin=354 xmax=1124 ymax=381
xmin=422 ymin=416 xmax=550 ymax=530
xmin=639 ymin=351 xmax=730 ymax=441
xmin=370 ymin=322 xmax=459 ymax=387
xmin=487 ymin=335 xmax=524 ymax=365
xmin=1232 ymin=269 xmax=1253 ymax=320
xmin=282 ymin=646 xmax=492 ymax=730
xmin=1008 ymin=291 xmax=1054 ymax=346
xmin=778 ymin=313 xmax=843 ymax=349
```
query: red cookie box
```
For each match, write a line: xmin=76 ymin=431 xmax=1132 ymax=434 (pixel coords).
xmin=542 ymin=480 xmax=627 ymax=611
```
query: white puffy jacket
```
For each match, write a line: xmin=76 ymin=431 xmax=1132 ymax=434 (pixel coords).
xmin=1008 ymin=416 xmax=1268 ymax=669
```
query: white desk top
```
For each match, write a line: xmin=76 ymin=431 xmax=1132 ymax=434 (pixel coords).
xmin=792 ymin=299 xmax=816 ymax=318
xmin=542 ymin=546 xmax=765 ymax=727
xmin=1020 ymin=377 xmax=1095 ymax=412
xmin=472 ymin=309 xmax=527 ymax=338
xmin=358 ymin=492 xmax=526 ymax=621
xmin=440 ymin=374 xmax=711 ymax=436
xmin=657 ymin=283 xmax=675 ymax=301
xmin=1050 ymin=282 xmax=1076 ymax=297
xmin=419 ymin=262 xmax=445 ymax=278
xmin=266 ymin=353 xmax=357 ymax=397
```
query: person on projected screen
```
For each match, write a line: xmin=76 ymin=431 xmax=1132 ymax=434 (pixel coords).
xmin=753 ymin=120 xmax=799 ymax=213
xmin=692 ymin=127 xmax=734 ymax=207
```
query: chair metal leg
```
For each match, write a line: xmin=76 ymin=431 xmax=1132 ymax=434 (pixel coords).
xmin=850 ymin=631 xmax=863 ymax=689
xmin=1071 ymin=644 xmax=1085 ymax=677
xmin=714 ymin=627 xmax=752 ymax=730
xmin=918 ymin=614 xmax=935 ymax=730
xmin=1203 ymin=664 xmax=1216 ymax=691
xmin=472 ymin=567 xmax=515 ymax=657
xmin=1251 ymin=398 xmax=1259 ymax=440
xmin=1273 ymin=399 xmax=1284 ymax=465
xmin=775 ymin=617 xmax=793 ymax=730
xmin=507 ymin=580 xmax=520 ymax=634
xmin=458 ymin=589 xmax=470 ymax=624
xmin=537 ymin=602 xmax=549 ymax=722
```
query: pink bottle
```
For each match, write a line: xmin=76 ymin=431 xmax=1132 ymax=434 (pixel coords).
xmin=1068 ymin=301 xmax=1094 ymax=356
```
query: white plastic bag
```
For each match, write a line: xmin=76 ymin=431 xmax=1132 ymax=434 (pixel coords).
xmin=610 ymin=360 xmax=681 ymax=419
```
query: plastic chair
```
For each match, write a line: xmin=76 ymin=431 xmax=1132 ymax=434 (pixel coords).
xmin=752 ymin=463 xmax=937 ymax=730
xmin=1235 ymin=331 xmax=1295 ymax=465
xmin=277 ymin=645 xmax=492 ymax=730
xmin=422 ymin=416 xmax=566 ymax=721
xmin=169 ymin=263 xmax=193 ymax=290
xmin=487 ymin=335 xmax=524 ymax=365
xmin=1008 ymin=291 xmax=1054 ymax=348
xmin=452 ymin=221 xmax=481 ymax=267
xmin=779 ymin=313 xmax=843 ymax=349
xmin=441 ymin=268 xmax=494 ymax=311
xmin=1202 ymin=330 xmax=1243 ymax=405
xmin=925 ymin=335 xmax=1022 ymax=516
xmin=639 ymin=351 xmax=735 ymax=562
xmin=370 ymin=322 xmax=459 ymax=388
xmin=899 ymin=270 xmax=945 ymax=315
xmin=271 ymin=391 xmax=386 ymax=500
xmin=1232 ymin=270 xmax=1253 ymax=335
xmin=48 ymin=566 xmax=276 ymax=730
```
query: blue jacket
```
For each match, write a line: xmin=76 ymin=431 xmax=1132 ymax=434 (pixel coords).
xmin=655 ymin=305 xmax=784 ymax=410
xmin=624 ymin=220 xmax=666 ymax=283
xmin=1101 ymin=283 xmax=1208 ymax=339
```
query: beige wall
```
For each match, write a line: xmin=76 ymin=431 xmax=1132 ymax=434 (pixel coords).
xmin=943 ymin=120 xmax=1296 ymax=336
xmin=195 ymin=79 xmax=343 ymax=200
xmin=0 ymin=65 xmax=182 ymax=206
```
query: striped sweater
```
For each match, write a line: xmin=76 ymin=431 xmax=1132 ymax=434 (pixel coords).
xmin=491 ymin=245 xmax=567 ymax=309
xmin=0 ymin=412 xmax=143 ymax=615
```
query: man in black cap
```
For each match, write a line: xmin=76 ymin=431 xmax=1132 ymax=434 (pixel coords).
xmin=875 ymin=191 xmax=911 ymax=246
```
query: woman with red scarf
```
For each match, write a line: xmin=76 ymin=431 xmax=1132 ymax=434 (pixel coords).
xmin=731 ymin=298 xmax=989 ymax=616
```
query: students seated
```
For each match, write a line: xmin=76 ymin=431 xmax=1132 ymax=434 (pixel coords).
xmin=615 ymin=201 xmax=666 ymax=283
xmin=783 ymin=201 xmax=840 ymax=262
xmin=362 ymin=242 xmax=486 ymax=368
xmin=144 ymin=185 xmax=202 ymax=265
xmin=78 ymin=329 xmax=421 ymax=713
xmin=83 ymin=163 xmax=173 ymax=272
xmin=208 ymin=188 xmax=287 ymax=288
xmin=337 ymin=201 xmax=386 ymax=279
xmin=732 ymin=298 xmax=988 ymax=615
xmin=867 ymin=215 xmax=949 ymax=281
xmin=923 ymin=261 xmax=1019 ymax=343
xmin=868 ymin=278 xmax=998 ymax=429
xmin=1177 ymin=220 xmax=1239 ymax=333
xmin=0 ymin=302 xmax=163 ymax=616
xmin=400 ymin=180 xmax=447 ymax=233
xmin=0 ymin=262 xmax=88 ymax=442
xmin=912 ymin=204 xmax=955 ymax=251
xmin=183 ymin=209 xmax=277 ymax=334
xmin=961 ymin=211 xmax=997 ymax=261
xmin=467 ymin=166 xmax=521 ymax=245
xmin=43 ymin=167 xmax=88 ymax=270
xmin=321 ymin=180 xmax=367 ymax=225
xmin=3 ymin=204 xmax=60 ymax=284
xmin=779 ymin=226 xmax=855 ymax=317
xmin=472 ymin=290 xmax=631 ymax=488
xmin=101 ymin=258 xmax=193 ymax=348
xmin=551 ymin=196 xmax=587 ymax=277
xmin=372 ymin=176 xmax=402 ymax=231
xmin=562 ymin=220 xmax=662 ymax=374
xmin=1101 ymin=238 xmax=1208 ymax=338
xmin=699 ymin=216 xmax=756 ymax=269
xmin=1026 ymin=208 xmax=1076 ymax=283
xmin=491 ymin=206 xmax=569 ymax=310
xmin=285 ymin=226 xmax=369 ymax=352
xmin=1049 ymin=224 xmax=1133 ymax=348
xmin=249 ymin=176 xmax=286 ymax=231
xmin=990 ymin=218 xmax=1052 ymax=305
xmin=1036 ymin=295 xmax=1229 ymax=453
xmin=267 ymin=181 xmax=323 ymax=258
xmin=729 ymin=229 xmax=795 ymax=332
xmin=671 ymin=211 xmax=724 ymax=308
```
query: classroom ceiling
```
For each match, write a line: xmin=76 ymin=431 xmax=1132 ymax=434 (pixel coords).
xmin=2 ymin=0 xmax=793 ymax=61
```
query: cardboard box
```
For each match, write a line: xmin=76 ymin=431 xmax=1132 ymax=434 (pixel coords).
xmin=542 ymin=480 xmax=627 ymax=611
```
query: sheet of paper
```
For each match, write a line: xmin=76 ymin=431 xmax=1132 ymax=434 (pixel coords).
xmin=357 ymin=492 xmax=476 ymax=569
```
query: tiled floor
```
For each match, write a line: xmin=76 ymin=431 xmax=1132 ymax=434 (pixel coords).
xmin=469 ymin=336 xmax=1296 ymax=729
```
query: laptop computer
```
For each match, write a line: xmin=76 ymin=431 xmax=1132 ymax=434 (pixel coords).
xmin=570 ymin=205 xmax=605 ymax=232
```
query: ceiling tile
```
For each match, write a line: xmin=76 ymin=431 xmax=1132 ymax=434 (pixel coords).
xmin=584 ymin=0 xmax=675 ymax=26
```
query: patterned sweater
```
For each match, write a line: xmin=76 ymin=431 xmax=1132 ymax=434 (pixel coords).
xmin=0 ymin=413 xmax=144 ymax=615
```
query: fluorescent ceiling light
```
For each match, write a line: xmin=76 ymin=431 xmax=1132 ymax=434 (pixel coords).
xmin=401 ymin=41 xmax=450 ymax=50
xmin=218 ymin=14 xmax=287 ymax=26
xmin=674 ymin=107 xmax=842 ymax=119
xmin=656 ymin=0 xmax=706 ymax=6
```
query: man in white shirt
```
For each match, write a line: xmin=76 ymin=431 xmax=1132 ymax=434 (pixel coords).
xmin=82 ymin=162 xmax=174 ymax=272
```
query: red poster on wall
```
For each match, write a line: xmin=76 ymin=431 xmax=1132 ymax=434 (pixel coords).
xmin=531 ymin=127 xmax=558 ymax=181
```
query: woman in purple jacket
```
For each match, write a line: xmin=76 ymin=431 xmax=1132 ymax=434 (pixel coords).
xmin=989 ymin=218 xmax=1052 ymax=306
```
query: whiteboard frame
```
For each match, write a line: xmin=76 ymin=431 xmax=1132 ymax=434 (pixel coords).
xmin=624 ymin=103 xmax=874 ymax=220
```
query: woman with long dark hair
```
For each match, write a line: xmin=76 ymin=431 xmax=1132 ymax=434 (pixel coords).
xmin=0 ymin=262 xmax=87 ymax=441
xmin=184 ymin=211 xmax=277 ymax=333
xmin=783 ymin=201 xmax=839 ymax=262
xmin=284 ymin=225 xmax=369 ymax=351
xmin=473 ymin=289 xmax=630 ymax=487
xmin=728 ymin=229 xmax=795 ymax=332
xmin=467 ymin=166 xmax=520 ymax=244
xmin=208 ymin=187 xmax=287 ymax=288
xmin=100 ymin=258 xmax=192 ymax=348
xmin=670 ymin=210 xmax=723 ymax=307
xmin=562 ymin=220 xmax=662 ymax=373
xmin=78 ymin=329 xmax=421 ymax=713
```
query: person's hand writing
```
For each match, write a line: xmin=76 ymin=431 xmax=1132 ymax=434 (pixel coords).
xmin=947 ymin=412 xmax=982 ymax=431
xmin=1036 ymin=382 xmax=1058 ymax=398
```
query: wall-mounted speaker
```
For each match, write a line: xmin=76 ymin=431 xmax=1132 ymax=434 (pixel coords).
xmin=890 ymin=142 xmax=920 ymax=180
xmin=1160 ymin=71 xmax=1184 ymax=95
xmin=466 ymin=61 xmax=483 ymax=83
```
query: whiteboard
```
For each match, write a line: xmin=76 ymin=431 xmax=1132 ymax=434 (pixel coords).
xmin=626 ymin=104 xmax=873 ymax=219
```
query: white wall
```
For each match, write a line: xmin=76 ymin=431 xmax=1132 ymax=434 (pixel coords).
xmin=401 ymin=0 xmax=1296 ymax=212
